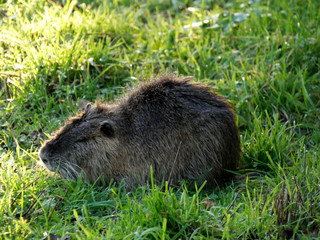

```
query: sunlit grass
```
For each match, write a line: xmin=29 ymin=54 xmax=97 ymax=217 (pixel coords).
xmin=1 ymin=0 xmax=319 ymax=239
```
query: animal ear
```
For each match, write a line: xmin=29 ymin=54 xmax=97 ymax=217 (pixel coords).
xmin=78 ymin=99 xmax=91 ymax=111
xmin=85 ymin=103 xmax=92 ymax=113
xmin=100 ymin=121 xmax=115 ymax=138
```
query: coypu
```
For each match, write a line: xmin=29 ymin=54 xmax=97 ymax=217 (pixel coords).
xmin=39 ymin=75 xmax=240 ymax=189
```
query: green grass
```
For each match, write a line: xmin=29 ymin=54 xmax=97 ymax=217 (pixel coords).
xmin=1 ymin=0 xmax=319 ymax=239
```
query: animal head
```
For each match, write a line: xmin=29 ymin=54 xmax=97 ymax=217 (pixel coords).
xmin=38 ymin=103 xmax=122 ymax=182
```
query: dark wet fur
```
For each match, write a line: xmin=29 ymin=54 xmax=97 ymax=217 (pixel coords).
xmin=39 ymin=75 xmax=241 ymax=189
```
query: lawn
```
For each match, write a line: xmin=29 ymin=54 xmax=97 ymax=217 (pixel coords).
xmin=0 ymin=0 xmax=319 ymax=239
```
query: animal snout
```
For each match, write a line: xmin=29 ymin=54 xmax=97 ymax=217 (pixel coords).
xmin=38 ymin=146 xmax=54 ymax=164
xmin=38 ymin=148 xmax=58 ymax=172
xmin=38 ymin=150 xmax=49 ymax=163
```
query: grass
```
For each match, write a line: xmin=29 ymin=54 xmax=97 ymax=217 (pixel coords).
xmin=0 ymin=0 xmax=319 ymax=239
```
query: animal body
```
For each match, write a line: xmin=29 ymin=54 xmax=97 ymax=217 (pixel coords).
xmin=39 ymin=76 xmax=240 ymax=188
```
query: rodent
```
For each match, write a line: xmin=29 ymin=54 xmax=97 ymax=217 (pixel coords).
xmin=39 ymin=75 xmax=241 ymax=189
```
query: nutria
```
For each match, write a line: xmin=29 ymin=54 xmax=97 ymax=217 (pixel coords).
xmin=39 ymin=75 xmax=240 ymax=189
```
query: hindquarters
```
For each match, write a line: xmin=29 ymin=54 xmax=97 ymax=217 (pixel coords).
xmin=120 ymin=76 xmax=240 ymax=188
xmin=179 ymin=111 xmax=240 ymax=188
xmin=124 ymin=112 xmax=240 ymax=189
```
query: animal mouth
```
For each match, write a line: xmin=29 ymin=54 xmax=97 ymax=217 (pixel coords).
xmin=39 ymin=152 xmax=84 ymax=180
xmin=59 ymin=160 xmax=84 ymax=180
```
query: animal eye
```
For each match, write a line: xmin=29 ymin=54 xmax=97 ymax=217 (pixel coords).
xmin=100 ymin=122 xmax=114 ymax=138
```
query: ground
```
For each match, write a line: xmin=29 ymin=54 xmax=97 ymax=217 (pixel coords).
xmin=0 ymin=0 xmax=319 ymax=239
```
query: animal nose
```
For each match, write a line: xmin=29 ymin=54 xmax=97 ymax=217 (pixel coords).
xmin=39 ymin=149 xmax=49 ymax=164
xmin=41 ymin=156 xmax=48 ymax=164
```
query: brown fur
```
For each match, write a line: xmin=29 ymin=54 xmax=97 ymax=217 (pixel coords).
xmin=39 ymin=75 xmax=241 ymax=188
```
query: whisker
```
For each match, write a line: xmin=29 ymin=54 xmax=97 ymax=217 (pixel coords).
xmin=46 ymin=154 xmax=86 ymax=181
